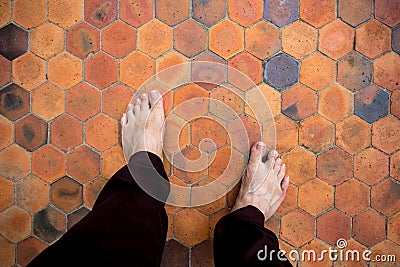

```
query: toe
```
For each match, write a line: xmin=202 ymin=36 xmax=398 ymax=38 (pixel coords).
xmin=121 ymin=113 xmax=127 ymax=127
xmin=140 ymin=93 xmax=150 ymax=110
xmin=126 ymin=103 xmax=134 ymax=122
xmin=267 ymin=150 xmax=279 ymax=160
xmin=249 ymin=142 xmax=266 ymax=165
xmin=278 ymin=164 xmax=286 ymax=181
xmin=134 ymin=98 xmax=141 ymax=113
xmin=149 ymin=90 xmax=164 ymax=112
xmin=281 ymin=175 xmax=290 ymax=192
xmin=274 ymin=158 xmax=282 ymax=172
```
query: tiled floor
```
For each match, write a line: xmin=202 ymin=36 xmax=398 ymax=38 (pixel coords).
xmin=0 ymin=0 xmax=399 ymax=266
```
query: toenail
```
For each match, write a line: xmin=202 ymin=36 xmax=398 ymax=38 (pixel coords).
xmin=256 ymin=142 xmax=265 ymax=151
xmin=141 ymin=93 xmax=147 ymax=99
xmin=150 ymin=90 xmax=158 ymax=99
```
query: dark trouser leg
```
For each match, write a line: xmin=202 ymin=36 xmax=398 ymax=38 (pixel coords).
xmin=28 ymin=152 xmax=170 ymax=267
xmin=213 ymin=206 xmax=292 ymax=267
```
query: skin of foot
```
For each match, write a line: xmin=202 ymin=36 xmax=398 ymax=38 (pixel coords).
xmin=232 ymin=142 xmax=290 ymax=221
xmin=121 ymin=90 xmax=165 ymax=161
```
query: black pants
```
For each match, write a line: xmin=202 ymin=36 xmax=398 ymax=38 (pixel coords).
xmin=28 ymin=152 xmax=291 ymax=267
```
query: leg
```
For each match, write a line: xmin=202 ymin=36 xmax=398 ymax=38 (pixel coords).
xmin=214 ymin=142 xmax=292 ymax=266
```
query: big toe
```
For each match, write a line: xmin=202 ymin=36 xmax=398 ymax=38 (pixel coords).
xmin=249 ymin=142 xmax=266 ymax=165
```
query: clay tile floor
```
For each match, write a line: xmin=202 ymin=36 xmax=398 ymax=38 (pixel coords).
xmin=0 ymin=0 xmax=399 ymax=266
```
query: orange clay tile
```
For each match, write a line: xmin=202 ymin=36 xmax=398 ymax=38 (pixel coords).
xmin=391 ymin=151 xmax=400 ymax=181
xmin=174 ymin=83 xmax=209 ymax=121
xmin=0 ymin=176 xmax=13 ymax=212
xmin=228 ymin=52 xmax=262 ymax=91
xmin=0 ymin=84 xmax=30 ymax=121
xmin=0 ymin=56 xmax=11 ymax=87
xmin=48 ymin=52 xmax=83 ymax=90
xmin=48 ymin=0 xmax=82 ymax=29
xmin=209 ymin=208 xmax=229 ymax=237
xmin=375 ymin=0 xmax=400 ymax=27
xmin=392 ymin=90 xmax=400 ymax=119
xmin=282 ymin=84 xmax=316 ymax=121
xmin=355 ymin=20 xmax=391 ymax=60
xmin=0 ymin=0 xmax=11 ymax=27
xmin=280 ymin=209 xmax=315 ymax=247
xmin=67 ymin=22 xmax=100 ymax=59
xmin=50 ymin=114 xmax=83 ymax=152
xmin=86 ymin=114 xmax=118 ymax=152
xmin=166 ymin=175 xmax=190 ymax=210
xmin=388 ymin=213 xmax=400 ymax=245
xmin=0 ymin=206 xmax=31 ymax=242
xmin=246 ymin=83 xmax=280 ymax=120
xmin=354 ymin=148 xmax=388 ymax=185
xmin=370 ymin=241 xmax=400 ymax=267
xmin=192 ymin=51 xmax=227 ymax=91
xmin=85 ymin=52 xmax=118 ymax=89
xmin=101 ymin=145 xmax=125 ymax=178
xmin=66 ymin=83 xmax=101 ymax=121
xmin=15 ymin=114 xmax=48 ymax=152
xmin=372 ymin=116 xmax=400 ymax=154
xmin=156 ymin=0 xmax=189 ymax=26
xmin=120 ymin=0 xmax=153 ymax=28
xmin=84 ymin=0 xmax=117 ymax=28
xmin=282 ymin=20 xmax=317 ymax=60
xmin=164 ymin=114 xmax=191 ymax=155
xmin=209 ymin=20 xmax=244 ymax=60
xmin=192 ymin=0 xmax=226 ymax=27
xmin=174 ymin=20 xmax=207 ymax=58
xmin=299 ymin=52 xmax=335 ymax=90
xmin=192 ymin=117 xmax=227 ymax=152
xmin=30 ymin=22 xmax=65 ymax=60
xmin=298 ymin=178 xmax=333 ymax=216
xmin=13 ymin=0 xmax=45 ymax=29
xmin=12 ymin=52 xmax=46 ymax=91
xmin=319 ymin=20 xmax=354 ymax=60
xmin=336 ymin=115 xmax=370 ymax=155
xmin=317 ymin=209 xmax=351 ymax=245
xmin=374 ymin=52 xmax=400 ymax=92
xmin=32 ymin=83 xmax=65 ymax=121
xmin=137 ymin=20 xmax=172 ymax=58
xmin=317 ymin=148 xmax=352 ymax=186
xmin=51 ymin=176 xmax=83 ymax=213
xmin=281 ymin=146 xmax=315 ymax=186
xmin=0 ymin=116 xmax=13 ymax=150
xmin=298 ymin=239 xmax=331 ymax=266
xmin=265 ymin=115 xmax=298 ymax=153
xmin=173 ymin=208 xmax=209 ymax=246
xmin=32 ymin=145 xmax=66 ymax=183
xmin=318 ymin=84 xmax=353 ymax=123
xmin=371 ymin=178 xmax=400 ymax=216
xmin=193 ymin=178 xmax=227 ymax=215
xmin=264 ymin=215 xmax=279 ymax=237
xmin=208 ymin=146 xmax=234 ymax=180
xmin=275 ymin=183 xmax=297 ymax=216
xmin=16 ymin=175 xmax=49 ymax=213
xmin=67 ymin=145 xmax=100 ymax=183
xmin=156 ymin=51 xmax=190 ymax=88
xmin=227 ymin=115 xmax=261 ymax=153
xmin=278 ymin=241 xmax=296 ymax=266
xmin=210 ymin=146 xmax=244 ymax=186
xmin=120 ymin=51 xmax=155 ymax=90
xmin=299 ymin=0 xmax=335 ymax=28
xmin=102 ymin=21 xmax=136 ymax=58
xmin=173 ymin=145 xmax=207 ymax=184
xmin=338 ymin=0 xmax=372 ymax=27
xmin=102 ymin=84 xmax=135 ymax=120
xmin=245 ymin=21 xmax=280 ymax=60
xmin=32 ymin=206 xmax=66 ymax=243
xmin=16 ymin=237 xmax=47 ymax=267
xmin=0 ymin=145 xmax=30 ymax=181
xmin=299 ymin=115 xmax=334 ymax=153
xmin=83 ymin=176 xmax=108 ymax=208
xmin=353 ymin=209 xmax=386 ymax=246
xmin=335 ymin=179 xmax=369 ymax=216
xmin=210 ymin=84 xmax=244 ymax=121
xmin=227 ymin=0 xmax=263 ymax=27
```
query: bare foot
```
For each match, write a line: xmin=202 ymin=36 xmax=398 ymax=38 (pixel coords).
xmin=121 ymin=90 xmax=165 ymax=161
xmin=232 ymin=142 xmax=289 ymax=221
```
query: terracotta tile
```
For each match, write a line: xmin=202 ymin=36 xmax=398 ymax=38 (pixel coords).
xmin=50 ymin=114 xmax=82 ymax=152
xmin=245 ymin=21 xmax=280 ymax=60
xmin=67 ymin=145 xmax=100 ymax=183
xmin=318 ymin=209 xmax=351 ymax=246
xmin=0 ymin=23 xmax=28 ymax=60
xmin=372 ymin=116 xmax=400 ymax=154
xmin=265 ymin=115 xmax=298 ymax=153
xmin=375 ymin=0 xmax=400 ymax=27
xmin=209 ymin=20 xmax=244 ymax=60
xmin=336 ymin=115 xmax=370 ymax=155
xmin=156 ymin=51 xmax=190 ymax=88
xmin=0 ymin=237 xmax=15 ymax=265
xmin=299 ymin=52 xmax=335 ymax=91
xmin=166 ymin=175 xmax=190 ymax=209
xmin=374 ymin=52 xmax=400 ymax=92
xmin=227 ymin=115 xmax=261 ymax=153
xmin=0 ymin=55 xmax=11 ymax=87
xmin=192 ymin=117 xmax=227 ymax=152
xmin=12 ymin=52 xmax=46 ymax=91
xmin=393 ymin=25 xmax=400 ymax=55
xmin=156 ymin=0 xmax=189 ymax=26
xmin=174 ymin=20 xmax=206 ymax=58
xmin=85 ymin=52 xmax=118 ymax=89
xmin=264 ymin=53 xmax=299 ymax=90
xmin=209 ymin=208 xmax=229 ymax=238
xmin=388 ymin=212 xmax=400 ymax=245
xmin=264 ymin=215 xmax=279 ymax=237
xmin=228 ymin=0 xmax=263 ymax=27
xmin=192 ymin=51 xmax=226 ymax=91
xmin=0 ymin=176 xmax=13 ymax=212
xmin=48 ymin=0 xmax=82 ymax=29
xmin=338 ymin=0 xmax=372 ymax=27
xmin=281 ymin=146 xmax=316 ymax=185
xmin=120 ymin=51 xmax=155 ymax=90
xmin=66 ymin=83 xmax=101 ymax=121
xmin=282 ymin=84 xmax=316 ymax=121
xmin=298 ymin=239 xmax=331 ymax=267
xmin=278 ymin=241 xmax=297 ymax=266
xmin=102 ymin=21 xmax=136 ymax=58
xmin=392 ymin=90 xmax=400 ymax=119
xmin=14 ymin=0 xmax=45 ymax=29
xmin=191 ymin=240 xmax=213 ymax=267
xmin=15 ymin=114 xmax=48 ymax=151
xmin=369 ymin=240 xmax=400 ymax=267
xmin=84 ymin=0 xmax=117 ymax=28
xmin=353 ymin=209 xmax=386 ymax=246
xmin=101 ymin=145 xmax=125 ymax=178
xmin=86 ymin=114 xmax=118 ymax=152
xmin=17 ymin=237 xmax=48 ymax=267
xmin=33 ymin=206 xmax=66 ymax=244
xmin=192 ymin=0 xmax=225 ymax=27
xmin=173 ymin=145 xmax=207 ymax=184
xmin=174 ymin=208 xmax=208 ymax=246
xmin=299 ymin=115 xmax=334 ymax=153
xmin=174 ymin=83 xmax=208 ymax=121
xmin=275 ymin=183 xmax=297 ymax=216
xmin=83 ymin=176 xmax=108 ymax=208
xmin=282 ymin=21 xmax=317 ymax=60
xmin=264 ymin=0 xmax=298 ymax=27
xmin=319 ymin=84 xmax=353 ymax=123
xmin=102 ymin=84 xmax=134 ymax=120
xmin=0 ymin=206 xmax=31 ymax=242
xmin=335 ymin=179 xmax=369 ymax=216
xmin=246 ymin=83 xmax=280 ymax=120
xmin=32 ymin=83 xmax=65 ymax=121
xmin=137 ymin=20 xmax=172 ymax=58
xmin=29 ymin=22 xmax=64 ymax=60
xmin=161 ymin=239 xmax=189 ymax=266
xmin=32 ymin=145 xmax=66 ymax=182
xmin=371 ymin=178 xmax=400 ymax=216
xmin=209 ymin=146 xmax=244 ymax=186
xmin=48 ymin=52 xmax=83 ymax=90
xmin=228 ymin=52 xmax=262 ymax=91
xmin=317 ymin=148 xmax=352 ymax=186
xmin=337 ymin=51 xmax=373 ymax=92
xmin=0 ymin=84 xmax=30 ymax=121
xmin=0 ymin=0 xmax=11 ymax=28
xmin=300 ymin=0 xmax=335 ymax=28
xmin=391 ymin=151 xmax=400 ymax=181
xmin=356 ymin=20 xmax=391 ymax=60
xmin=16 ymin=175 xmax=49 ymax=213
xmin=164 ymin=114 xmax=190 ymax=155
xmin=299 ymin=178 xmax=333 ymax=216
xmin=333 ymin=239 xmax=368 ymax=267
xmin=355 ymin=84 xmax=389 ymax=124
xmin=120 ymin=0 xmax=153 ymax=28
xmin=66 ymin=22 xmax=100 ymax=59
xmin=193 ymin=178 xmax=227 ymax=215
xmin=280 ymin=209 xmax=315 ymax=247
xmin=67 ymin=207 xmax=90 ymax=229
xmin=0 ymin=115 xmax=13 ymax=150
xmin=0 ymin=144 xmax=30 ymax=181
xmin=51 ymin=176 xmax=83 ymax=213
xmin=210 ymin=85 xmax=244 ymax=121
xmin=319 ymin=20 xmax=354 ymax=60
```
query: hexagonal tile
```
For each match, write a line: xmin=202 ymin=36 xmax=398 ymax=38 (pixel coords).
xmin=0 ymin=0 xmax=11 ymax=28
xmin=67 ymin=145 xmax=100 ymax=183
xmin=137 ymin=20 xmax=172 ymax=58
xmin=299 ymin=178 xmax=333 ymax=216
xmin=173 ymin=146 xmax=208 ymax=184
xmin=84 ymin=175 xmax=108 ymax=208
xmin=156 ymin=51 xmax=190 ymax=88
xmin=192 ymin=0 xmax=225 ymax=27
xmin=30 ymin=22 xmax=65 ymax=60
xmin=163 ymin=113 xmax=190 ymax=155
xmin=161 ymin=239 xmax=189 ymax=266
xmin=317 ymin=148 xmax=352 ymax=186
xmin=12 ymin=52 xmax=46 ymax=90
xmin=85 ymin=114 xmax=118 ymax=152
xmin=370 ymin=240 xmax=400 ymax=267
xmin=84 ymin=0 xmax=117 ymax=28
xmin=120 ymin=51 xmax=155 ymax=90
xmin=32 ymin=145 xmax=66 ymax=182
xmin=191 ymin=240 xmax=214 ymax=266
xmin=209 ymin=85 xmax=244 ymax=121
xmin=374 ymin=52 xmax=400 ymax=92
xmin=393 ymin=25 xmax=400 ymax=55
xmin=85 ymin=52 xmax=118 ymax=89
xmin=50 ymin=114 xmax=83 ymax=152
xmin=338 ymin=0 xmax=372 ymax=27
xmin=0 ymin=144 xmax=30 ymax=181
xmin=120 ymin=0 xmax=153 ymax=28
xmin=67 ymin=206 xmax=90 ymax=229
xmin=174 ymin=83 xmax=208 ymax=121
xmin=0 ymin=116 xmax=13 ymax=150
xmin=228 ymin=0 xmax=263 ymax=27
xmin=0 ymin=176 xmax=13 ymax=212
xmin=66 ymin=83 xmax=101 ymax=121
xmin=336 ymin=115 xmax=370 ymax=155
xmin=0 ymin=23 xmax=28 ymax=60
xmin=280 ymin=209 xmax=315 ymax=247
xmin=299 ymin=115 xmax=334 ymax=153
xmin=228 ymin=52 xmax=262 ymax=91
xmin=375 ymin=0 xmax=400 ymax=27
xmin=282 ymin=20 xmax=317 ymax=60
xmin=17 ymin=237 xmax=48 ymax=266
xmin=66 ymin=22 xmax=100 ymax=59
xmin=282 ymin=84 xmax=316 ymax=121
xmin=32 ymin=83 xmax=65 ymax=121
xmin=156 ymin=0 xmax=189 ymax=26
xmin=245 ymin=21 xmax=280 ymax=60
xmin=0 ymin=84 xmax=29 ymax=121
xmin=317 ymin=209 xmax=351 ymax=245
xmin=392 ymin=90 xmax=400 ymax=119
xmin=174 ymin=208 xmax=208 ymax=246
xmin=14 ymin=0 xmax=45 ymax=28
xmin=355 ymin=84 xmax=389 ymax=124
xmin=227 ymin=115 xmax=261 ymax=153
xmin=192 ymin=117 xmax=226 ymax=152
xmin=371 ymin=178 xmax=400 ymax=216
xmin=336 ymin=179 xmax=369 ymax=216
xmin=319 ymin=84 xmax=353 ymax=123
xmin=101 ymin=145 xmax=125 ymax=178
xmin=0 ymin=237 xmax=14 ymax=266
xmin=16 ymin=175 xmax=49 ymax=213
xmin=391 ymin=151 xmax=400 ymax=181
xmin=102 ymin=21 xmax=136 ymax=58
xmin=353 ymin=209 xmax=386 ymax=246
xmin=388 ymin=213 xmax=400 ymax=244
xmin=264 ymin=115 xmax=298 ymax=153
xmin=298 ymin=239 xmax=331 ymax=266
xmin=48 ymin=52 xmax=83 ymax=90
xmin=51 ymin=176 xmax=83 ymax=213
xmin=264 ymin=0 xmax=298 ymax=27
xmin=372 ymin=116 xmax=400 ymax=154
xmin=355 ymin=20 xmax=391 ymax=60
xmin=281 ymin=146 xmax=316 ymax=185
xmin=299 ymin=0 xmax=335 ymax=28
xmin=102 ymin=84 xmax=134 ymax=120
xmin=192 ymin=51 xmax=226 ymax=91
xmin=193 ymin=178 xmax=227 ymax=214
xmin=319 ymin=20 xmax=354 ymax=60
xmin=299 ymin=52 xmax=335 ymax=90
xmin=246 ymin=83 xmax=280 ymax=120
xmin=174 ymin=20 xmax=207 ymax=58
xmin=209 ymin=20 xmax=244 ymax=60
xmin=0 ymin=206 xmax=31 ymax=243
xmin=15 ymin=114 xmax=48 ymax=151
xmin=275 ymin=183 xmax=297 ymax=216
xmin=0 ymin=55 xmax=11 ymax=87
xmin=264 ymin=53 xmax=299 ymax=91
xmin=48 ymin=0 xmax=82 ymax=29
xmin=210 ymin=147 xmax=244 ymax=186
xmin=33 ymin=206 xmax=66 ymax=244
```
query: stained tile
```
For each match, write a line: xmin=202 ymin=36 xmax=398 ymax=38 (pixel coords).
xmin=209 ymin=85 xmax=243 ymax=121
xmin=393 ymin=25 xmax=400 ymax=54
xmin=246 ymin=83 xmax=280 ymax=120
xmin=355 ymin=20 xmax=391 ymax=60
xmin=101 ymin=145 xmax=125 ymax=178
xmin=0 ymin=56 xmax=11 ymax=87
xmin=391 ymin=151 xmax=400 ymax=181
xmin=299 ymin=115 xmax=334 ymax=153
xmin=66 ymin=83 xmax=101 ymax=121
xmin=336 ymin=115 xmax=370 ymax=155
xmin=353 ymin=209 xmax=386 ymax=246
xmin=265 ymin=115 xmax=298 ymax=153
xmin=161 ymin=239 xmax=189 ymax=267
xmin=0 ymin=176 xmax=13 ymax=212
xmin=209 ymin=20 xmax=244 ymax=60
xmin=388 ymin=213 xmax=400 ymax=245
xmin=228 ymin=52 xmax=262 ymax=91
xmin=0 ymin=144 xmax=31 ymax=181
xmin=16 ymin=175 xmax=50 ymax=213
xmin=191 ymin=240 xmax=213 ymax=267
xmin=102 ymin=84 xmax=135 ymax=120
xmin=369 ymin=240 xmax=400 ymax=267
xmin=298 ymin=178 xmax=333 ymax=216
xmin=15 ymin=114 xmax=48 ymax=151
xmin=174 ymin=208 xmax=208 ymax=246
xmin=299 ymin=52 xmax=335 ymax=90
xmin=282 ymin=84 xmax=316 ymax=121
xmin=299 ymin=0 xmax=335 ymax=28
xmin=317 ymin=148 xmax=352 ymax=186
xmin=374 ymin=52 xmax=400 ymax=92
xmin=319 ymin=20 xmax=354 ymax=60
xmin=50 ymin=114 xmax=83 ymax=152
xmin=355 ymin=84 xmax=389 ymax=124
xmin=30 ymin=22 xmax=64 ymax=60
xmin=67 ymin=145 xmax=100 ymax=183
xmin=282 ymin=21 xmax=317 ymax=60
xmin=67 ymin=207 xmax=90 ymax=229
xmin=319 ymin=84 xmax=353 ymax=123
xmin=281 ymin=146 xmax=315 ymax=185
xmin=17 ymin=236 xmax=48 ymax=267
xmin=32 ymin=83 xmax=65 ymax=121
xmin=0 ymin=23 xmax=28 ymax=60
xmin=84 ymin=0 xmax=117 ymax=28
xmin=137 ymin=20 xmax=172 ymax=58
xmin=120 ymin=51 xmax=155 ymax=90
xmin=156 ymin=51 xmax=190 ymax=88
xmin=338 ymin=0 xmax=372 ymax=27
xmin=192 ymin=0 xmax=225 ymax=27
xmin=375 ymin=0 xmax=400 ymax=27
xmin=83 ymin=176 xmax=108 ymax=208
xmin=33 ymin=206 xmax=66 ymax=244
xmin=85 ymin=114 xmax=118 ymax=152
xmin=228 ymin=0 xmax=263 ymax=27
xmin=0 ymin=0 xmax=11 ymax=28
xmin=48 ymin=0 xmax=82 ymax=29
xmin=156 ymin=0 xmax=189 ymax=26
xmin=48 ymin=52 xmax=83 ymax=90
xmin=371 ymin=178 xmax=400 ymax=216
xmin=32 ymin=145 xmax=66 ymax=183
xmin=0 ymin=206 xmax=31 ymax=242
xmin=85 ymin=52 xmax=118 ymax=89
xmin=280 ymin=209 xmax=315 ymax=247
xmin=245 ymin=21 xmax=280 ymax=60
xmin=317 ymin=209 xmax=351 ymax=245
xmin=275 ymin=183 xmax=297 ymax=216
xmin=14 ymin=0 xmax=45 ymax=29
xmin=336 ymin=178 xmax=369 ymax=216
xmin=264 ymin=0 xmax=298 ymax=27
xmin=120 ymin=0 xmax=153 ymax=28
xmin=0 ymin=84 xmax=30 ymax=121
xmin=66 ymin=22 xmax=100 ymax=59
xmin=372 ymin=116 xmax=400 ymax=154
xmin=174 ymin=20 xmax=207 ymax=58
xmin=12 ymin=52 xmax=46 ymax=91
xmin=0 ymin=115 xmax=13 ymax=150
xmin=264 ymin=53 xmax=299 ymax=91
xmin=51 ymin=176 xmax=83 ymax=213
xmin=192 ymin=51 xmax=226 ymax=91
xmin=102 ymin=21 xmax=136 ymax=58
xmin=174 ymin=83 xmax=208 ymax=121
